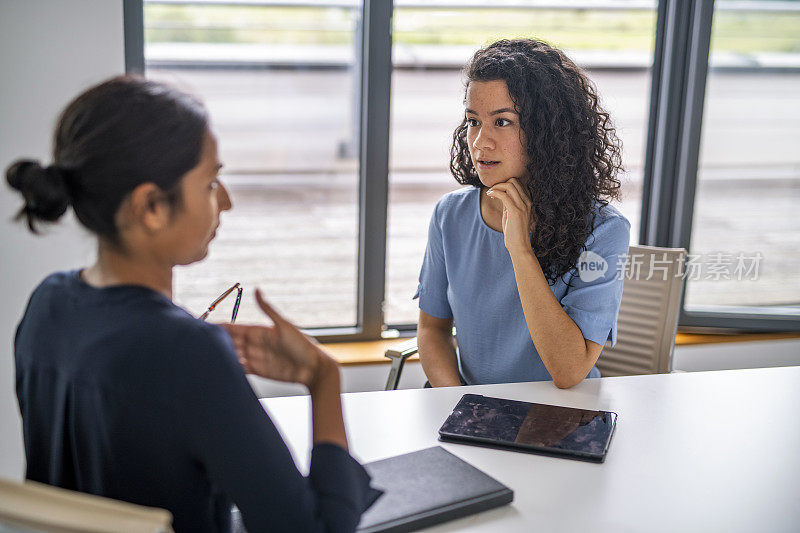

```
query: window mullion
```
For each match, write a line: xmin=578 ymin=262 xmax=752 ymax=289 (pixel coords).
xmin=356 ymin=0 xmax=393 ymax=339
xmin=123 ymin=0 xmax=145 ymax=74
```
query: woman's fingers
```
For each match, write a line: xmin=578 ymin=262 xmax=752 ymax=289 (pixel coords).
xmin=488 ymin=184 xmax=534 ymax=252
xmin=222 ymin=324 xmax=261 ymax=353
xmin=221 ymin=324 xmax=248 ymax=355
xmin=255 ymin=289 xmax=286 ymax=326
xmin=221 ymin=323 xmax=244 ymax=338
xmin=220 ymin=299 xmax=318 ymax=385
xmin=486 ymin=187 xmax=519 ymax=213
xmin=223 ymin=323 xmax=270 ymax=358
xmin=506 ymin=178 xmax=532 ymax=208
xmin=221 ymin=320 xmax=309 ymax=381
xmin=490 ymin=181 xmax=528 ymax=212
xmin=488 ymin=185 xmax=520 ymax=212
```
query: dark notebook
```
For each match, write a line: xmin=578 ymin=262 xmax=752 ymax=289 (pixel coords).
xmin=356 ymin=446 xmax=513 ymax=533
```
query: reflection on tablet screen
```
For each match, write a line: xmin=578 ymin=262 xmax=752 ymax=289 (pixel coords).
xmin=439 ymin=394 xmax=615 ymax=456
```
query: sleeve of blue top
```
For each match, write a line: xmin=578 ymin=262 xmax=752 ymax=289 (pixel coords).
xmin=414 ymin=200 xmax=453 ymax=319
xmin=178 ymin=324 xmax=379 ymax=533
xmin=560 ymin=214 xmax=631 ymax=347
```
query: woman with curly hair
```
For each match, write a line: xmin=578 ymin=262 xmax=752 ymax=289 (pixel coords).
xmin=415 ymin=38 xmax=631 ymax=389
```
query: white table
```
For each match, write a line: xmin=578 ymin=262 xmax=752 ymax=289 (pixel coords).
xmin=261 ymin=366 xmax=800 ymax=532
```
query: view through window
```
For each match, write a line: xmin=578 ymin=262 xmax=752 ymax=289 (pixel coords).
xmin=685 ymin=3 xmax=800 ymax=312
xmin=142 ymin=1 xmax=798 ymax=332
xmin=385 ymin=2 xmax=657 ymax=325
xmin=144 ymin=0 xmax=362 ymax=327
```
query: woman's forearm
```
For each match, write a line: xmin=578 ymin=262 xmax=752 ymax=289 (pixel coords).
xmin=508 ymin=247 xmax=596 ymax=388
xmin=486 ymin=180 xmax=595 ymax=387
xmin=418 ymin=327 xmax=461 ymax=387
xmin=308 ymin=354 xmax=348 ymax=450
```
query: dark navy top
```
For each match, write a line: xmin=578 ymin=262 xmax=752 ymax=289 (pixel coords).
xmin=15 ymin=271 xmax=378 ymax=532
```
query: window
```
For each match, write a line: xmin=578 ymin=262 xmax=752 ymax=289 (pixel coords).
xmin=685 ymin=3 xmax=800 ymax=314
xmin=385 ymin=2 xmax=657 ymax=325
xmin=641 ymin=0 xmax=799 ymax=331
xmin=124 ymin=0 xmax=800 ymax=337
xmin=142 ymin=0 xmax=363 ymax=327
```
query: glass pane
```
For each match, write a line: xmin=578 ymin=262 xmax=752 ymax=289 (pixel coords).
xmin=385 ymin=1 xmax=657 ymax=325
xmin=144 ymin=1 xmax=361 ymax=327
xmin=686 ymin=3 xmax=800 ymax=311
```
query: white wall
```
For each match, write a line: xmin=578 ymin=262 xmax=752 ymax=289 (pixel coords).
xmin=673 ymin=338 xmax=800 ymax=372
xmin=248 ymin=360 xmax=428 ymax=398
xmin=0 ymin=0 xmax=125 ymax=479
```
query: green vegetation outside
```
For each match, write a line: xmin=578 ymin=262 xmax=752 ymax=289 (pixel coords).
xmin=144 ymin=5 xmax=800 ymax=54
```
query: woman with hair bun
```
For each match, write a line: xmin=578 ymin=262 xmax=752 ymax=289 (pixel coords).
xmin=8 ymin=76 xmax=378 ymax=532
xmin=415 ymin=39 xmax=631 ymax=389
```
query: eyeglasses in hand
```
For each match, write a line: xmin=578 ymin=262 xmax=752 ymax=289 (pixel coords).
xmin=199 ymin=282 xmax=242 ymax=323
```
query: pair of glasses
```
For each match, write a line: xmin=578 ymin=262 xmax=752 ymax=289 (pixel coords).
xmin=200 ymin=282 xmax=243 ymax=323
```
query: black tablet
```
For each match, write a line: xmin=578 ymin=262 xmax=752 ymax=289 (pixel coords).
xmin=438 ymin=394 xmax=617 ymax=462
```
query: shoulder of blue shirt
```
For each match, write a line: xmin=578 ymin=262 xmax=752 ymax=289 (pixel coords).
xmin=430 ymin=186 xmax=631 ymax=237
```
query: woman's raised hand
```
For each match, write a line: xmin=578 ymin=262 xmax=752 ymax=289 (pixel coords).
xmin=223 ymin=289 xmax=334 ymax=389
xmin=486 ymin=177 xmax=534 ymax=255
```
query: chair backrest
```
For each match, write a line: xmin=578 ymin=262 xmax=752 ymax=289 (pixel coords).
xmin=0 ymin=477 xmax=174 ymax=533
xmin=596 ymin=244 xmax=687 ymax=377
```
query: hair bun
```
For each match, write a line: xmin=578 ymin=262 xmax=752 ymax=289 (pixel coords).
xmin=5 ymin=159 xmax=71 ymax=233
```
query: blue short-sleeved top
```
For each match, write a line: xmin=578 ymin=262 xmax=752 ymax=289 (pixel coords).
xmin=415 ymin=187 xmax=631 ymax=385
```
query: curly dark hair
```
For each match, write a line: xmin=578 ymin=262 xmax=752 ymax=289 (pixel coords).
xmin=450 ymin=38 xmax=623 ymax=285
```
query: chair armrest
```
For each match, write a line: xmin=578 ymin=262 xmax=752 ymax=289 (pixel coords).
xmin=384 ymin=337 xmax=419 ymax=390
xmin=384 ymin=337 xmax=420 ymax=361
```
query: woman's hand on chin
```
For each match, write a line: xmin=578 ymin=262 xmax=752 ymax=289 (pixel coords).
xmin=222 ymin=289 xmax=335 ymax=389
xmin=486 ymin=177 xmax=534 ymax=256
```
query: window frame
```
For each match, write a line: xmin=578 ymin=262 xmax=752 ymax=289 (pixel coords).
xmin=641 ymin=0 xmax=800 ymax=332
xmin=124 ymin=0 xmax=800 ymax=339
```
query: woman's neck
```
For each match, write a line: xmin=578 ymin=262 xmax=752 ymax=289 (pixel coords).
xmin=81 ymin=242 xmax=173 ymax=299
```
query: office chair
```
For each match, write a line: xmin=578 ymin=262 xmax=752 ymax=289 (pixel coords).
xmin=384 ymin=244 xmax=687 ymax=389
xmin=596 ymin=245 xmax=687 ymax=376
xmin=0 ymin=477 xmax=174 ymax=533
